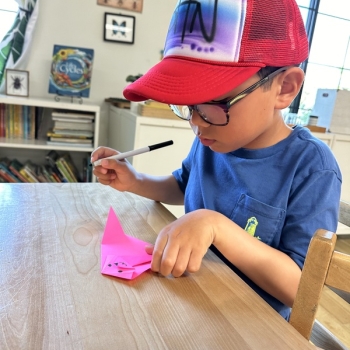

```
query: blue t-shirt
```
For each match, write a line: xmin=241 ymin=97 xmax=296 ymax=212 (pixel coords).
xmin=172 ymin=126 xmax=342 ymax=319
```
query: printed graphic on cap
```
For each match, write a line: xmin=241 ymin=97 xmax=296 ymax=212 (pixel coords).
xmin=164 ymin=0 xmax=247 ymax=62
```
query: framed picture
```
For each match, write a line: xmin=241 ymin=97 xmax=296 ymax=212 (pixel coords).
xmin=97 ymin=0 xmax=143 ymax=13
xmin=104 ymin=13 xmax=135 ymax=44
xmin=5 ymin=69 xmax=29 ymax=97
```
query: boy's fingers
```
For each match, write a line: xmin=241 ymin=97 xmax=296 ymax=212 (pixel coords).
xmin=145 ymin=245 xmax=154 ymax=255
xmin=151 ymin=234 xmax=169 ymax=273
xmin=91 ymin=147 xmax=118 ymax=162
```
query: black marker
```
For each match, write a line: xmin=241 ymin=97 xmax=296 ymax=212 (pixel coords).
xmin=90 ymin=140 xmax=174 ymax=166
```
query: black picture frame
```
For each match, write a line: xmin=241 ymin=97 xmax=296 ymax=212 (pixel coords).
xmin=104 ymin=13 xmax=135 ymax=44
xmin=5 ymin=69 xmax=29 ymax=97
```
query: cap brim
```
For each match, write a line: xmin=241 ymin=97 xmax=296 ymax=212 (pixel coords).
xmin=123 ymin=56 xmax=264 ymax=105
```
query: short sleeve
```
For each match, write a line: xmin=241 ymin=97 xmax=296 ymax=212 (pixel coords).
xmin=280 ymin=169 xmax=341 ymax=269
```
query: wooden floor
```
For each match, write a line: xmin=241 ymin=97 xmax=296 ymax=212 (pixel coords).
xmin=316 ymin=236 xmax=350 ymax=348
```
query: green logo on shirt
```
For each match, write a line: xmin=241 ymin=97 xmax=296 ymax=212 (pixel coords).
xmin=245 ymin=217 xmax=260 ymax=240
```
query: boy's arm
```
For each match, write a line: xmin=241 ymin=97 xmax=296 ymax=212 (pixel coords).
xmin=92 ymin=149 xmax=184 ymax=205
xmin=129 ymin=173 xmax=184 ymax=205
xmin=151 ymin=209 xmax=300 ymax=308
xmin=212 ymin=212 xmax=301 ymax=307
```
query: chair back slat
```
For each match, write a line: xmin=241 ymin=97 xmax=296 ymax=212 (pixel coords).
xmin=326 ymin=251 xmax=350 ymax=293
xmin=289 ymin=229 xmax=337 ymax=339
xmin=290 ymin=202 xmax=350 ymax=348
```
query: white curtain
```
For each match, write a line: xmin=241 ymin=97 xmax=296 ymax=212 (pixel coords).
xmin=0 ymin=0 xmax=39 ymax=93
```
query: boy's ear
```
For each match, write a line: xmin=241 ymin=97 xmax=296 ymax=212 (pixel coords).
xmin=274 ymin=67 xmax=305 ymax=109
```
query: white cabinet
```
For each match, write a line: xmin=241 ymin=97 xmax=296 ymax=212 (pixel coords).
xmin=332 ymin=134 xmax=350 ymax=202
xmin=108 ymin=106 xmax=194 ymax=217
xmin=313 ymin=132 xmax=350 ymax=202
xmin=0 ymin=95 xmax=100 ymax=182
xmin=312 ymin=132 xmax=334 ymax=147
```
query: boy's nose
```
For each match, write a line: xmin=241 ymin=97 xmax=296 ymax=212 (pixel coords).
xmin=189 ymin=109 xmax=210 ymax=136
xmin=190 ymin=109 xmax=210 ymax=127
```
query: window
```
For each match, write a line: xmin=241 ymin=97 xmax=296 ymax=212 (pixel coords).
xmin=294 ymin=0 xmax=350 ymax=123
xmin=0 ymin=1 xmax=18 ymax=41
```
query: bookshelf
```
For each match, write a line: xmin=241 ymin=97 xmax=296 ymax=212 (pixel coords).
xmin=0 ymin=95 xmax=100 ymax=182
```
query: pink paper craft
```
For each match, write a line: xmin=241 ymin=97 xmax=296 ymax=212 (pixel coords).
xmin=101 ymin=207 xmax=152 ymax=280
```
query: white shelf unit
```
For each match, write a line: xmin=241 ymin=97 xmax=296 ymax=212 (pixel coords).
xmin=108 ymin=106 xmax=195 ymax=218
xmin=0 ymin=95 xmax=100 ymax=182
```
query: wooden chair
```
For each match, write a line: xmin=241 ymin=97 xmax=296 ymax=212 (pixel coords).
xmin=289 ymin=200 xmax=350 ymax=350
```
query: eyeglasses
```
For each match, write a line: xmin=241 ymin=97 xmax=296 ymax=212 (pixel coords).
xmin=169 ymin=67 xmax=288 ymax=126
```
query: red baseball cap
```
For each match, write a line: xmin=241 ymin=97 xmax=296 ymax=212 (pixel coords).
xmin=123 ymin=0 xmax=309 ymax=105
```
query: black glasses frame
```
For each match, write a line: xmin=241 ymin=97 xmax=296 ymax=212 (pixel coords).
xmin=170 ymin=66 xmax=288 ymax=126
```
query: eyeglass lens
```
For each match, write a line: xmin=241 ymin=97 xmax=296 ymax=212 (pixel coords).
xmin=170 ymin=104 xmax=227 ymax=125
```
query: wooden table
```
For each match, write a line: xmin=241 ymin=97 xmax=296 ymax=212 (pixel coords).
xmin=0 ymin=183 xmax=315 ymax=349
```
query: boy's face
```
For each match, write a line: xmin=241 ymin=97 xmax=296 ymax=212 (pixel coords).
xmin=190 ymin=72 xmax=290 ymax=153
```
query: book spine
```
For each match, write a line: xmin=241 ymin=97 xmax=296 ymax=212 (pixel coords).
xmin=45 ymin=164 xmax=62 ymax=183
xmin=27 ymin=106 xmax=32 ymax=140
xmin=13 ymin=105 xmax=20 ymax=138
xmin=22 ymin=105 xmax=28 ymax=140
xmin=9 ymin=165 xmax=28 ymax=183
xmin=53 ymin=121 xmax=94 ymax=131
xmin=55 ymin=159 xmax=72 ymax=182
xmin=30 ymin=107 xmax=36 ymax=140
xmin=19 ymin=168 xmax=37 ymax=183
xmin=5 ymin=104 xmax=13 ymax=138
xmin=23 ymin=165 xmax=40 ymax=183
xmin=50 ymin=170 xmax=62 ymax=183
xmin=51 ymin=111 xmax=95 ymax=119
xmin=0 ymin=165 xmax=21 ymax=183
xmin=59 ymin=157 xmax=77 ymax=182
xmin=10 ymin=104 xmax=15 ymax=138
xmin=65 ymin=158 xmax=79 ymax=182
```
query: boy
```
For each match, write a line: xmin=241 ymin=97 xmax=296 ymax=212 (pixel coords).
xmin=91 ymin=0 xmax=342 ymax=319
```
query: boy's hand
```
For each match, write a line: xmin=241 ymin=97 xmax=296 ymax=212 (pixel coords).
xmin=91 ymin=146 xmax=139 ymax=192
xmin=148 ymin=209 xmax=219 ymax=277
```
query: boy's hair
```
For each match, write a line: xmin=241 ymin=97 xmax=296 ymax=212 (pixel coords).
xmin=258 ymin=67 xmax=283 ymax=91
xmin=124 ymin=0 xmax=309 ymax=105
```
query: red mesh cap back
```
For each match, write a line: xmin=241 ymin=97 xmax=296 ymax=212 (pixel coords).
xmin=240 ymin=0 xmax=309 ymax=65
xmin=124 ymin=0 xmax=309 ymax=105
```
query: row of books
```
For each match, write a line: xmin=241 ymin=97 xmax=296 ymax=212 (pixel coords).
xmin=46 ymin=109 xmax=95 ymax=148
xmin=0 ymin=151 xmax=92 ymax=183
xmin=0 ymin=104 xmax=41 ymax=140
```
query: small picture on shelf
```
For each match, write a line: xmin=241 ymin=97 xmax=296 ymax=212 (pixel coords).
xmin=5 ymin=69 xmax=29 ymax=97
xmin=48 ymin=45 xmax=94 ymax=98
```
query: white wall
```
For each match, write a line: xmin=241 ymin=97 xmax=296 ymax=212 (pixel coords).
xmin=26 ymin=0 xmax=177 ymax=145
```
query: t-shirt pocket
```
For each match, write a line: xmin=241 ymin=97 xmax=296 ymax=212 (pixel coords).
xmin=230 ymin=194 xmax=286 ymax=245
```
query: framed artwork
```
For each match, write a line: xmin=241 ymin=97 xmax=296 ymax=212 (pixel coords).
xmin=104 ymin=13 xmax=135 ymax=44
xmin=97 ymin=0 xmax=143 ymax=13
xmin=5 ymin=69 xmax=29 ymax=97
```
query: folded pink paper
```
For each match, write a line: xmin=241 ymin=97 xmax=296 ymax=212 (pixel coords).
xmin=101 ymin=207 xmax=152 ymax=280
